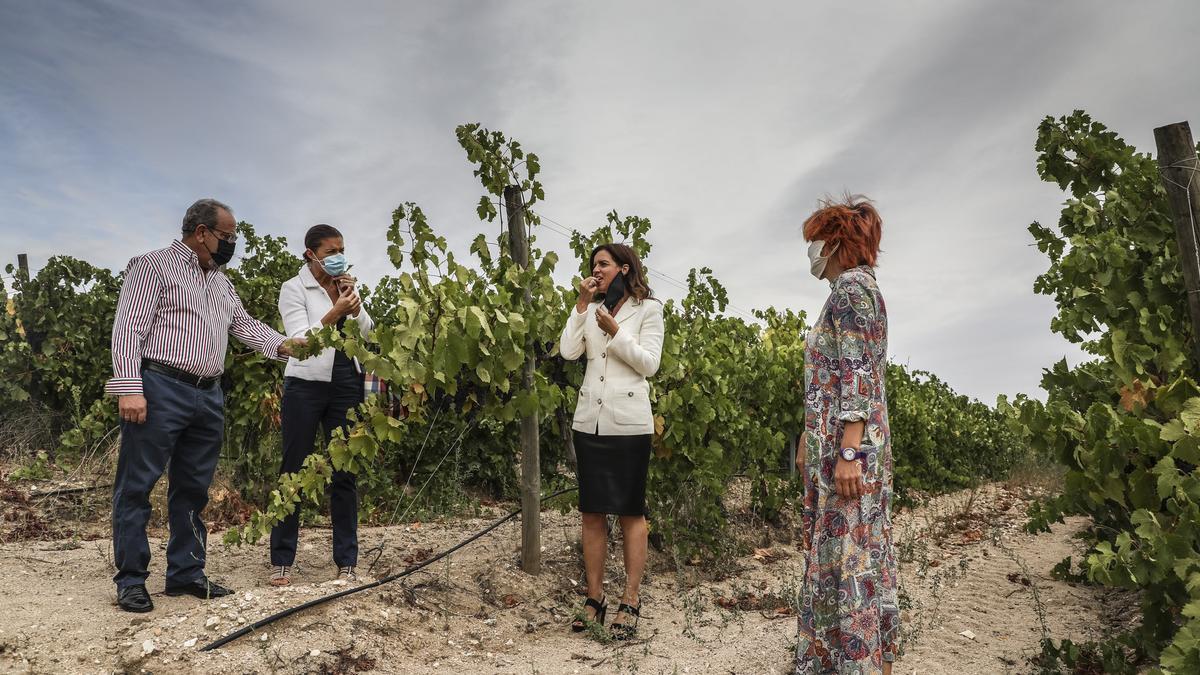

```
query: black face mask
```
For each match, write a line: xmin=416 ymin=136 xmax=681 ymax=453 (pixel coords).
xmin=205 ymin=230 xmax=236 ymax=266
xmin=603 ymin=271 xmax=627 ymax=312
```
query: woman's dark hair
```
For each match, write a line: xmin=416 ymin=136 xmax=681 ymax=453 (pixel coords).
xmin=589 ymin=243 xmax=653 ymax=302
xmin=303 ymin=224 xmax=343 ymax=262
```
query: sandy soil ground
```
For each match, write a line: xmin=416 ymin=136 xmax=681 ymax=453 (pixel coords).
xmin=0 ymin=480 xmax=1138 ymax=674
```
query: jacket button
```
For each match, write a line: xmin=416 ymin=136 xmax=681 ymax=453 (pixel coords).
xmin=599 ymin=376 xmax=604 ymax=382
xmin=627 ymin=391 xmax=634 ymax=397
xmin=601 ymin=353 xmax=606 ymax=358
xmin=597 ymin=398 xmax=603 ymax=405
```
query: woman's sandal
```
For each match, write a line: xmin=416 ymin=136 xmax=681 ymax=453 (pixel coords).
xmin=610 ymin=602 xmax=641 ymax=640
xmin=571 ymin=596 xmax=607 ymax=633
xmin=269 ymin=565 xmax=291 ymax=587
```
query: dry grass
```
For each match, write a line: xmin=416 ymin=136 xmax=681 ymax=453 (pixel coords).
xmin=0 ymin=402 xmax=60 ymax=464
xmin=1003 ymin=456 xmax=1066 ymax=496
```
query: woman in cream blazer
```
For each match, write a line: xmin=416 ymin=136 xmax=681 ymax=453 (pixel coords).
xmin=269 ymin=224 xmax=374 ymax=587
xmin=559 ymin=243 xmax=664 ymax=640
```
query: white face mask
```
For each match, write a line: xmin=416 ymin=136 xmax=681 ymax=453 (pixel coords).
xmin=807 ymin=240 xmax=838 ymax=280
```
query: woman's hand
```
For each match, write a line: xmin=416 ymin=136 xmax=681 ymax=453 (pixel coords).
xmin=795 ymin=431 xmax=806 ymax=474
xmin=834 ymin=420 xmax=866 ymax=498
xmin=834 ymin=457 xmax=865 ymax=499
xmin=595 ymin=305 xmax=619 ymax=336
xmin=322 ymin=281 xmax=362 ymax=325
xmin=331 ymin=286 xmax=362 ymax=318
xmin=577 ymin=275 xmax=600 ymax=311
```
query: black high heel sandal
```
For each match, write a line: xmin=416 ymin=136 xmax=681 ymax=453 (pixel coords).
xmin=610 ymin=602 xmax=641 ymax=640
xmin=571 ymin=596 xmax=607 ymax=633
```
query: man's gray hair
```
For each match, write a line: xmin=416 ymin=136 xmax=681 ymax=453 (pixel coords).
xmin=181 ymin=198 xmax=233 ymax=235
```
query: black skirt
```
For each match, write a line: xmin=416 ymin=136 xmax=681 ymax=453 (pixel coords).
xmin=574 ymin=430 xmax=651 ymax=516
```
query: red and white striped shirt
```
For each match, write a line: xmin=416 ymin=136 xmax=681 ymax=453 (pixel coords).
xmin=106 ymin=240 xmax=287 ymax=396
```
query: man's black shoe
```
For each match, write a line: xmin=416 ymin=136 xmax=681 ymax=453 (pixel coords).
xmin=117 ymin=584 xmax=154 ymax=613
xmin=164 ymin=577 xmax=234 ymax=600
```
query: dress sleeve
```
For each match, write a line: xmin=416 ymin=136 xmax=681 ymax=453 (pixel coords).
xmin=832 ymin=278 xmax=878 ymax=423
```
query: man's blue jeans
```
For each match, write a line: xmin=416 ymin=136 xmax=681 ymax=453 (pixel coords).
xmin=111 ymin=369 xmax=223 ymax=589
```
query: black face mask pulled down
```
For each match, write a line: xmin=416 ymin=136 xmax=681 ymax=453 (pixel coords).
xmin=603 ymin=272 xmax=627 ymax=312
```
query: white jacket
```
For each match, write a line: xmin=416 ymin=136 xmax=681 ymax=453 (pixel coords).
xmin=278 ymin=265 xmax=375 ymax=381
xmin=559 ymin=298 xmax=665 ymax=436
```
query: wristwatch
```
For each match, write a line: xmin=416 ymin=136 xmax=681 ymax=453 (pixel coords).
xmin=840 ymin=447 xmax=865 ymax=462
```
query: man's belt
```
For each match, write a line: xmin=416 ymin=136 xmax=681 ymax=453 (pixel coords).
xmin=142 ymin=359 xmax=220 ymax=389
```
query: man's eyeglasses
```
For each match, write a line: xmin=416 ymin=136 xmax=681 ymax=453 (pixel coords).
xmin=205 ymin=225 xmax=238 ymax=243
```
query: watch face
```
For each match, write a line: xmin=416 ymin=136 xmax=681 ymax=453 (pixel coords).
xmin=841 ymin=448 xmax=856 ymax=461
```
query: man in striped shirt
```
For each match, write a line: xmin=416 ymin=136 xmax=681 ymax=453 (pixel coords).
xmin=108 ymin=198 xmax=303 ymax=613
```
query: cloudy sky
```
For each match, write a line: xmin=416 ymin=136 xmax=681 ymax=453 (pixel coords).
xmin=3 ymin=1 xmax=1198 ymax=403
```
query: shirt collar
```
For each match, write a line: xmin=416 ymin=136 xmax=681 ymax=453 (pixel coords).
xmin=834 ymin=264 xmax=875 ymax=280
xmin=170 ymin=239 xmax=225 ymax=278
xmin=170 ymin=240 xmax=201 ymax=269
xmin=299 ymin=262 xmax=322 ymax=289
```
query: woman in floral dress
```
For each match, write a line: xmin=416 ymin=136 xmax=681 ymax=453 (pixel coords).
xmin=795 ymin=196 xmax=898 ymax=675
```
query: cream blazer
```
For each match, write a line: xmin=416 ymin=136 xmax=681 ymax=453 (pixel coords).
xmin=559 ymin=297 xmax=665 ymax=436
xmin=278 ymin=264 xmax=374 ymax=382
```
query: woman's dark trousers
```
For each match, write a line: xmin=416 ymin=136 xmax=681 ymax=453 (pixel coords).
xmin=270 ymin=356 xmax=361 ymax=568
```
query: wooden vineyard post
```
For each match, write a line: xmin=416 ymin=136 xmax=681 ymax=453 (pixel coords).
xmin=787 ymin=431 xmax=798 ymax=475
xmin=556 ymin=406 xmax=578 ymax=469
xmin=15 ymin=253 xmax=36 ymax=353
xmin=1155 ymin=122 xmax=1200 ymax=370
xmin=505 ymin=185 xmax=541 ymax=574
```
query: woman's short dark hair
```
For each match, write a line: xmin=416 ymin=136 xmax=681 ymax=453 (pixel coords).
xmin=303 ymin=224 xmax=343 ymax=261
xmin=589 ymin=243 xmax=654 ymax=302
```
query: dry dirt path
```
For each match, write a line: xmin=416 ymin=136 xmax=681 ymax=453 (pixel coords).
xmin=0 ymin=483 xmax=1136 ymax=674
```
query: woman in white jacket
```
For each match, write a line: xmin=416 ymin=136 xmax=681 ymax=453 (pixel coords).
xmin=268 ymin=224 xmax=374 ymax=587
xmin=559 ymin=243 xmax=664 ymax=639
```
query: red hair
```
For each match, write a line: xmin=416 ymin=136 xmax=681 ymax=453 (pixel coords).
xmin=801 ymin=194 xmax=882 ymax=269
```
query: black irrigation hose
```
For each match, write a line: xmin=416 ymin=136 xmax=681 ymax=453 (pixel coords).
xmin=200 ymin=486 xmax=578 ymax=652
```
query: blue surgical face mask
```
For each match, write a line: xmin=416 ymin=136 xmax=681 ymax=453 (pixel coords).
xmin=315 ymin=253 xmax=348 ymax=277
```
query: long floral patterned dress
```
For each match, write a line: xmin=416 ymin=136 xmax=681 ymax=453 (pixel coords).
xmin=795 ymin=265 xmax=898 ymax=674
